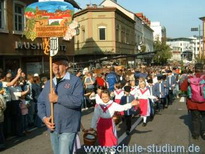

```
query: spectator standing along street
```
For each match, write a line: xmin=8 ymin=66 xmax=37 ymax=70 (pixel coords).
xmin=32 ymin=74 xmax=42 ymax=128
xmin=106 ymin=67 xmax=119 ymax=92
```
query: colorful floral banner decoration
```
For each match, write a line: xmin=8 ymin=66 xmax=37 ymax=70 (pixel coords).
xmin=24 ymin=1 xmax=79 ymax=41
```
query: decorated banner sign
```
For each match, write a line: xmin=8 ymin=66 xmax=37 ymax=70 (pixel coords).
xmin=24 ymin=1 xmax=76 ymax=40
xmin=24 ymin=0 xmax=80 ymax=123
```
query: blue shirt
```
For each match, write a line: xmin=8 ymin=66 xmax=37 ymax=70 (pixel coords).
xmin=106 ymin=72 xmax=118 ymax=91
xmin=37 ymin=72 xmax=84 ymax=133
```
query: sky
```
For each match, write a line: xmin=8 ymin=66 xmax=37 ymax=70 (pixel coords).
xmin=74 ymin=0 xmax=205 ymax=38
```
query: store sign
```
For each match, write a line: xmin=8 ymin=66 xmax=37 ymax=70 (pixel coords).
xmin=15 ymin=41 xmax=66 ymax=51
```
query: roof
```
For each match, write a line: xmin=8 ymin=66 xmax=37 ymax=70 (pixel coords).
xmin=199 ymin=16 xmax=205 ymax=20
xmin=100 ymin=0 xmax=135 ymax=15
xmin=167 ymin=37 xmax=194 ymax=42
xmin=100 ymin=0 xmax=152 ymax=29
xmin=74 ymin=6 xmax=135 ymax=23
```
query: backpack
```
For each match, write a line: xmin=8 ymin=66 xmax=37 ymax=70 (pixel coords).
xmin=188 ymin=75 xmax=205 ymax=103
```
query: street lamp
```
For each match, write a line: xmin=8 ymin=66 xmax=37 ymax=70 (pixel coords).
xmin=191 ymin=25 xmax=202 ymax=60
xmin=199 ymin=16 xmax=205 ymax=63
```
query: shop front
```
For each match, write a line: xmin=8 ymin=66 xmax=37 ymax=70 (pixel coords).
xmin=0 ymin=38 xmax=74 ymax=76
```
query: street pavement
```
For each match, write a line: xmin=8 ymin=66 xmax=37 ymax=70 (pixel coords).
xmin=1 ymin=98 xmax=205 ymax=154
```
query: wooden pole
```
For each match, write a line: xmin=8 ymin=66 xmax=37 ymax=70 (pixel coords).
xmin=49 ymin=55 xmax=54 ymax=123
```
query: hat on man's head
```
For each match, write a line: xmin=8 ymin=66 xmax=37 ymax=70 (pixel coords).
xmin=166 ymin=70 xmax=172 ymax=73
xmin=124 ymin=86 xmax=131 ymax=92
xmin=194 ymin=63 xmax=203 ymax=70
xmin=34 ymin=73 xmax=39 ymax=77
xmin=147 ymin=79 xmax=153 ymax=83
xmin=52 ymin=55 xmax=68 ymax=63
xmin=157 ymin=75 xmax=162 ymax=80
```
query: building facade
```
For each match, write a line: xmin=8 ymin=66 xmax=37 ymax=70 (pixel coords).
xmin=0 ymin=0 xmax=74 ymax=75
xmin=135 ymin=13 xmax=153 ymax=52
xmin=101 ymin=0 xmax=154 ymax=53
xmin=73 ymin=5 xmax=135 ymax=65
xmin=166 ymin=37 xmax=202 ymax=62
xmin=72 ymin=0 xmax=154 ymax=67
xmin=150 ymin=21 xmax=166 ymax=42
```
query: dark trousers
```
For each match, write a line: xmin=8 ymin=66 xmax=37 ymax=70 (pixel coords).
xmin=4 ymin=100 xmax=22 ymax=137
xmin=190 ymin=110 xmax=205 ymax=137
xmin=4 ymin=101 xmax=22 ymax=137
xmin=21 ymin=115 xmax=28 ymax=132
xmin=155 ymin=98 xmax=166 ymax=111
xmin=149 ymin=99 xmax=154 ymax=116
xmin=11 ymin=100 xmax=22 ymax=136
xmin=0 ymin=122 xmax=5 ymax=145
xmin=159 ymin=98 xmax=166 ymax=109
xmin=3 ymin=101 xmax=12 ymax=138
xmin=124 ymin=115 xmax=132 ymax=131
xmin=168 ymin=90 xmax=174 ymax=105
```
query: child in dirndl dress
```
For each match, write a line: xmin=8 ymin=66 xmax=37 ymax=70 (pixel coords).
xmin=89 ymin=86 xmax=104 ymax=107
xmin=113 ymin=83 xmax=124 ymax=104
xmin=90 ymin=89 xmax=139 ymax=147
xmin=134 ymin=78 xmax=157 ymax=126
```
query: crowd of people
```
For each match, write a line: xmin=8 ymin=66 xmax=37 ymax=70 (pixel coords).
xmin=77 ymin=63 xmax=204 ymax=150
xmin=0 ymin=68 xmax=48 ymax=150
xmin=77 ymin=64 xmax=183 ymax=149
xmin=0 ymin=60 xmax=204 ymax=153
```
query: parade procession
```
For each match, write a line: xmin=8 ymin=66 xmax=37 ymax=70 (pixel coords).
xmin=0 ymin=0 xmax=205 ymax=154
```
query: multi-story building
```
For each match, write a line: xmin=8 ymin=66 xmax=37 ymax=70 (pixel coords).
xmin=167 ymin=38 xmax=193 ymax=52
xmin=166 ymin=37 xmax=203 ymax=62
xmin=73 ymin=4 xmax=135 ymax=65
xmin=0 ymin=0 xmax=74 ymax=75
xmin=150 ymin=21 xmax=166 ymax=42
xmin=189 ymin=36 xmax=203 ymax=56
xmin=101 ymin=0 xmax=154 ymax=53
xmin=135 ymin=13 xmax=153 ymax=52
xmin=72 ymin=0 xmax=155 ymax=66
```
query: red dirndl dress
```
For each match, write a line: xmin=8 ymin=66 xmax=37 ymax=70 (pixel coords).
xmin=138 ymin=89 xmax=149 ymax=116
xmin=139 ymin=99 xmax=149 ymax=116
xmin=97 ymin=104 xmax=118 ymax=147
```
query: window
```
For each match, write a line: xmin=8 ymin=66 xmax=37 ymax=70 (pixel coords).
xmin=98 ymin=26 xmax=106 ymax=40
xmin=0 ymin=1 xmax=3 ymax=29
xmin=121 ymin=27 xmax=125 ymax=43
xmin=126 ymin=30 xmax=130 ymax=44
xmin=116 ymin=25 xmax=119 ymax=42
xmin=82 ymin=29 xmax=85 ymax=42
xmin=13 ymin=1 xmax=25 ymax=33
xmin=0 ymin=0 xmax=7 ymax=31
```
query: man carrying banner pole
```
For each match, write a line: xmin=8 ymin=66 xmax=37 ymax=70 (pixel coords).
xmin=37 ymin=55 xmax=84 ymax=154
xmin=23 ymin=0 xmax=83 ymax=153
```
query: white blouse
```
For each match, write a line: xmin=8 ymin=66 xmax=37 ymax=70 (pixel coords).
xmin=114 ymin=89 xmax=124 ymax=100
xmin=130 ymin=86 xmax=138 ymax=96
xmin=134 ymin=88 xmax=157 ymax=100
xmin=91 ymin=100 xmax=132 ymax=129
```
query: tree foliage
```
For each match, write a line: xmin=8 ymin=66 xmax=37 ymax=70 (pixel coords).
xmin=153 ymin=40 xmax=172 ymax=65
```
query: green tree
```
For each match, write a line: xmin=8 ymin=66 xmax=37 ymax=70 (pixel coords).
xmin=141 ymin=45 xmax=146 ymax=52
xmin=153 ymin=40 xmax=172 ymax=65
xmin=194 ymin=53 xmax=205 ymax=64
